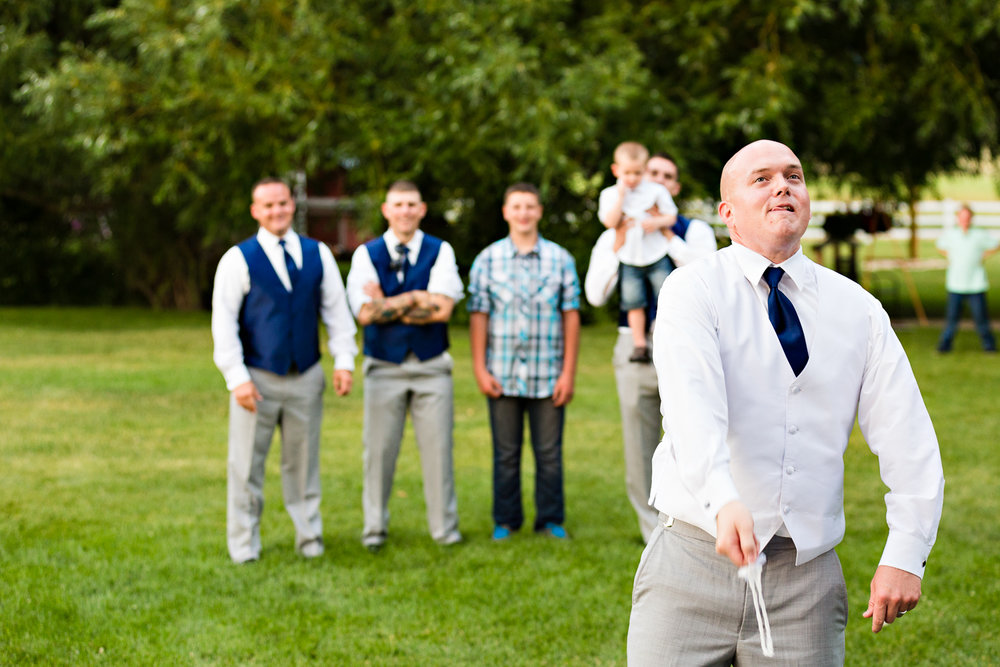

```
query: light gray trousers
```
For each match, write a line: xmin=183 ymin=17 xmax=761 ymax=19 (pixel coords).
xmin=361 ymin=353 xmax=460 ymax=545
xmin=613 ymin=331 xmax=661 ymax=542
xmin=628 ymin=515 xmax=847 ymax=666
xmin=226 ymin=363 xmax=325 ymax=562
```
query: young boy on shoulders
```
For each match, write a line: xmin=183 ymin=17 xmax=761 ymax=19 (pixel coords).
xmin=598 ymin=141 xmax=677 ymax=362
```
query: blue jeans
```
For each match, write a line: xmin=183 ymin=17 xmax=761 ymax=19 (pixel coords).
xmin=620 ymin=254 xmax=674 ymax=311
xmin=488 ymin=396 xmax=565 ymax=531
xmin=937 ymin=291 xmax=996 ymax=351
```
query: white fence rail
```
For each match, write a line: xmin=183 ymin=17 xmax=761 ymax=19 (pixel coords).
xmin=812 ymin=200 xmax=1000 ymax=241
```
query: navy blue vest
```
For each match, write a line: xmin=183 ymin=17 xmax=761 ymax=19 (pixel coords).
xmin=363 ymin=235 xmax=449 ymax=363
xmin=237 ymin=236 xmax=324 ymax=375
xmin=615 ymin=216 xmax=694 ymax=329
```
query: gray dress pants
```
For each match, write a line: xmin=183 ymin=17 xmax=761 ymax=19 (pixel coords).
xmin=226 ymin=363 xmax=325 ymax=562
xmin=361 ymin=352 xmax=460 ymax=546
xmin=613 ymin=331 xmax=661 ymax=542
xmin=628 ymin=515 xmax=847 ymax=666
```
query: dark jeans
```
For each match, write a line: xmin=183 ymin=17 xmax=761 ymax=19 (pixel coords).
xmin=937 ymin=291 xmax=996 ymax=351
xmin=487 ymin=396 xmax=565 ymax=531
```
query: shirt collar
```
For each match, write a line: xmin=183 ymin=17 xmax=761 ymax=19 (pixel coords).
xmin=257 ymin=227 xmax=298 ymax=248
xmin=731 ymin=243 xmax=812 ymax=292
xmin=503 ymin=234 xmax=542 ymax=257
xmin=384 ymin=228 xmax=423 ymax=255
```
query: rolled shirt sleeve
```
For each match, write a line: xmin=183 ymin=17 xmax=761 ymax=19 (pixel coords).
xmin=427 ymin=240 xmax=465 ymax=302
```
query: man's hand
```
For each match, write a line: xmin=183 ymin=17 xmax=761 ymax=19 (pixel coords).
xmin=715 ymin=500 xmax=759 ymax=567
xmin=474 ymin=367 xmax=503 ymax=398
xmin=644 ymin=205 xmax=677 ymax=239
xmin=552 ymin=371 xmax=575 ymax=407
xmin=333 ymin=370 xmax=353 ymax=396
xmin=863 ymin=565 xmax=921 ymax=633
xmin=233 ymin=380 xmax=263 ymax=413
xmin=641 ymin=213 xmax=677 ymax=234
xmin=399 ymin=290 xmax=438 ymax=324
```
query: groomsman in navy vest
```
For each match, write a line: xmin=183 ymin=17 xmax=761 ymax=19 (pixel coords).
xmin=346 ymin=180 xmax=465 ymax=551
xmin=212 ymin=178 xmax=357 ymax=564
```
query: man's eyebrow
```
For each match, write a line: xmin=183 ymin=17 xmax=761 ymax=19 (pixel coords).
xmin=748 ymin=163 xmax=803 ymax=178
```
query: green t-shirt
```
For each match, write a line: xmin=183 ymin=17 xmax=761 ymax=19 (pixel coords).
xmin=937 ymin=227 xmax=999 ymax=293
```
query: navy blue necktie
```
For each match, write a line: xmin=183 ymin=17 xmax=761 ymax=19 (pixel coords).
xmin=763 ymin=266 xmax=808 ymax=376
xmin=394 ymin=244 xmax=410 ymax=281
xmin=279 ymin=239 xmax=299 ymax=287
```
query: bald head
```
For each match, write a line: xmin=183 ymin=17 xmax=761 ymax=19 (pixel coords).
xmin=720 ymin=140 xmax=799 ymax=201
xmin=717 ymin=140 xmax=810 ymax=263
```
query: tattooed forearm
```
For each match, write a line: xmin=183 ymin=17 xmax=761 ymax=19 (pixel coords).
xmin=368 ymin=298 xmax=411 ymax=323
xmin=401 ymin=304 xmax=441 ymax=323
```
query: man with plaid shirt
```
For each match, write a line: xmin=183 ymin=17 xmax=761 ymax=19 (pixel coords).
xmin=468 ymin=183 xmax=581 ymax=541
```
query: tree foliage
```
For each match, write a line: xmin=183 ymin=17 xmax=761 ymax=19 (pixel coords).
xmin=4 ymin=0 xmax=1000 ymax=305
xmin=0 ymin=0 xmax=121 ymax=304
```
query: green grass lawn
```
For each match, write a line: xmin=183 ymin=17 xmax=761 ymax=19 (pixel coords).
xmin=1 ymin=308 xmax=998 ymax=665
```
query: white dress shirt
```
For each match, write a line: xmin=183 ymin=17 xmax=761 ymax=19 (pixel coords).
xmin=345 ymin=229 xmax=465 ymax=319
xmin=598 ymin=181 xmax=679 ymax=267
xmin=584 ymin=222 xmax=717 ymax=332
xmin=650 ymin=243 xmax=944 ymax=576
xmin=664 ymin=217 xmax=718 ymax=268
xmin=211 ymin=227 xmax=358 ymax=390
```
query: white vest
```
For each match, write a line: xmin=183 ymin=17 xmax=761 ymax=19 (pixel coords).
xmin=653 ymin=249 xmax=885 ymax=564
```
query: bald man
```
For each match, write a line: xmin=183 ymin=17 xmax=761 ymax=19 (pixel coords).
xmin=626 ymin=140 xmax=944 ymax=665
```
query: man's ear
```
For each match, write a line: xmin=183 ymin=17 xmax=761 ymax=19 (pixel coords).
xmin=718 ymin=201 xmax=733 ymax=227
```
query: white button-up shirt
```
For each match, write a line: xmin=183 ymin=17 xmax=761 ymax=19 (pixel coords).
xmin=211 ymin=228 xmax=358 ymax=390
xmin=650 ymin=243 xmax=944 ymax=576
xmin=345 ymin=229 xmax=465 ymax=320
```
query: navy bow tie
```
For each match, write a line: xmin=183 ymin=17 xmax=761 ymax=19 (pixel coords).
xmin=763 ymin=266 xmax=808 ymax=376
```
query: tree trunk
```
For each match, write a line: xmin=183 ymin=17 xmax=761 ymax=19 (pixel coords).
xmin=907 ymin=187 xmax=920 ymax=259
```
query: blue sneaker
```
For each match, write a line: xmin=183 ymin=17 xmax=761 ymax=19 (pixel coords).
xmin=540 ymin=522 xmax=569 ymax=539
xmin=492 ymin=524 xmax=513 ymax=541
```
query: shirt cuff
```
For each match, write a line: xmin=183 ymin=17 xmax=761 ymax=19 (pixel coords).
xmin=878 ymin=531 xmax=932 ymax=578
xmin=333 ymin=354 xmax=355 ymax=372
xmin=703 ymin=468 xmax=741 ymax=519
xmin=224 ymin=366 xmax=252 ymax=392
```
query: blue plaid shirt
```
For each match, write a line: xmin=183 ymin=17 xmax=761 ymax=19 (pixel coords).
xmin=467 ymin=235 xmax=580 ymax=398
